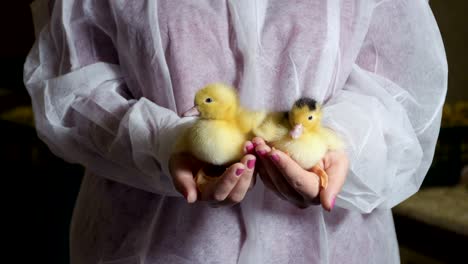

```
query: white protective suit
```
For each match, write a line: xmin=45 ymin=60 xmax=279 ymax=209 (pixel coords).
xmin=24 ymin=0 xmax=447 ymax=263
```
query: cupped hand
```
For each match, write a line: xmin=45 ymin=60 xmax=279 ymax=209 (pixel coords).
xmin=169 ymin=142 xmax=257 ymax=207
xmin=252 ymin=137 xmax=349 ymax=211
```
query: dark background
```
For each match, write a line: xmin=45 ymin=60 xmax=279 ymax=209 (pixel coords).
xmin=1 ymin=2 xmax=83 ymax=263
xmin=1 ymin=1 xmax=466 ymax=263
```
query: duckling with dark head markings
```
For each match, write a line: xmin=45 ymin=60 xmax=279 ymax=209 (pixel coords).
xmin=254 ymin=97 xmax=344 ymax=189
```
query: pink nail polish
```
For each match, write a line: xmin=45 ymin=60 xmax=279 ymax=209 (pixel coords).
xmin=245 ymin=143 xmax=254 ymax=153
xmin=256 ymin=149 xmax=267 ymax=156
xmin=270 ymin=154 xmax=280 ymax=163
xmin=247 ymin=159 xmax=256 ymax=169
xmin=236 ymin=168 xmax=245 ymax=176
xmin=330 ymin=197 xmax=336 ymax=211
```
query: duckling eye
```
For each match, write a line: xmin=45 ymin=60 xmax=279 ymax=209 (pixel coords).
xmin=205 ymin=98 xmax=213 ymax=103
xmin=308 ymin=115 xmax=313 ymax=120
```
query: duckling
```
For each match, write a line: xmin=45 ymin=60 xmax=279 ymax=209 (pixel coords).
xmin=176 ymin=83 xmax=264 ymax=165
xmin=175 ymin=83 xmax=265 ymax=191
xmin=254 ymin=98 xmax=344 ymax=189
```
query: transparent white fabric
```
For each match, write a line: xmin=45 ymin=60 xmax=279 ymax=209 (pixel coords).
xmin=24 ymin=0 xmax=447 ymax=263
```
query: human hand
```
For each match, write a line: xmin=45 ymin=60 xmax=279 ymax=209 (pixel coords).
xmin=169 ymin=142 xmax=257 ymax=207
xmin=252 ymin=137 xmax=349 ymax=211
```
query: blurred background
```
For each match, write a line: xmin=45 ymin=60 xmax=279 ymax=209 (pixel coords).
xmin=1 ymin=1 xmax=467 ymax=263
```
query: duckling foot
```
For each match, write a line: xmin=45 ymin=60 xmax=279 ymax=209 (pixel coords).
xmin=195 ymin=164 xmax=225 ymax=193
xmin=309 ymin=165 xmax=328 ymax=190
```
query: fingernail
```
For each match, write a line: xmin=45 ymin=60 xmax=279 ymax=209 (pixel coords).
xmin=186 ymin=191 xmax=195 ymax=203
xmin=245 ymin=143 xmax=254 ymax=153
xmin=247 ymin=159 xmax=256 ymax=169
xmin=330 ymin=197 xmax=336 ymax=211
xmin=270 ymin=154 xmax=280 ymax=163
xmin=256 ymin=149 xmax=267 ymax=156
xmin=235 ymin=168 xmax=245 ymax=176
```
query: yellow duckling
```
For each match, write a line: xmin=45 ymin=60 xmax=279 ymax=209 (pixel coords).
xmin=254 ymin=98 xmax=344 ymax=189
xmin=175 ymin=83 xmax=265 ymax=191
xmin=176 ymin=83 xmax=264 ymax=165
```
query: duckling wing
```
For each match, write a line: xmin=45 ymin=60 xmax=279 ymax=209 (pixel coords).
xmin=236 ymin=108 xmax=268 ymax=134
xmin=321 ymin=127 xmax=344 ymax=150
xmin=253 ymin=112 xmax=290 ymax=142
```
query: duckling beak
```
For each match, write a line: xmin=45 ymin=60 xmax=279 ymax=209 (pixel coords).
xmin=290 ymin=124 xmax=303 ymax=139
xmin=182 ymin=106 xmax=200 ymax=117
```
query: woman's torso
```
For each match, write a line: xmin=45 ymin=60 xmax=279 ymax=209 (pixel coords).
xmin=70 ymin=1 xmax=399 ymax=263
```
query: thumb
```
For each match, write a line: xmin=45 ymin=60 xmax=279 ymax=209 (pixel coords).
xmin=320 ymin=151 xmax=349 ymax=211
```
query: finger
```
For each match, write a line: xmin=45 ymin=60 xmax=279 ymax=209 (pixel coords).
xmin=169 ymin=154 xmax=198 ymax=203
xmin=255 ymin=144 xmax=288 ymax=200
xmin=252 ymin=137 xmax=267 ymax=147
xmin=226 ymin=154 xmax=256 ymax=204
xmin=249 ymin=153 xmax=258 ymax=189
xmin=256 ymin=145 xmax=304 ymax=204
xmin=320 ymin=150 xmax=350 ymax=211
xmin=268 ymin=149 xmax=320 ymax=201
xmin=243 ymin=141 xmax=255 ymax=154
xmin=209 ymin=162 xmax=245 ymax=202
